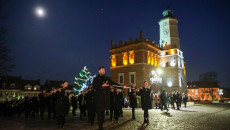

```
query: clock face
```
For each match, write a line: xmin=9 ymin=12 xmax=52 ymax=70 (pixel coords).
xmin=164 ymin=29 xmax=169 ymax=35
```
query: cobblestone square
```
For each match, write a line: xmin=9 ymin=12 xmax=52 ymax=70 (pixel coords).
xmin=0 ymin=104 xmax=230 ymax=130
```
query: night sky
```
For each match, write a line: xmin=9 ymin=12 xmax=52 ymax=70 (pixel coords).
xmin=1 ymin=0 xmax=230 ymax=88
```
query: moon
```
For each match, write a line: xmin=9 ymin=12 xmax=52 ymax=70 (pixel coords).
xmin=35 ymin=7 xmax=46 ymax=17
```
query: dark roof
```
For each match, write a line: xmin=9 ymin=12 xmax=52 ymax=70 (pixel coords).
xmin=187 ymin=81 xmax=220 ymax=88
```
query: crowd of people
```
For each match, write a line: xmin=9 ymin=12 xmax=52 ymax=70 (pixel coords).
xmin=0 ymin=66 xmax=188 ymax=130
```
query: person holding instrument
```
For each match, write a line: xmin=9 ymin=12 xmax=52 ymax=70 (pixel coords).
xmin=138 ymin=81 xmax=152 ymax=124
xmin=128 ymin=83 xmax=138 ymax=120
xmin=55 ymin=81 xmax=70 ymax=128
xmin=92 ymin=66 xmax=125 ymax=130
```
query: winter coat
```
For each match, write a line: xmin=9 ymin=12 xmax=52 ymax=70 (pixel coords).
xmin=92 ymin=74 xmax=120 ymax=111
xmin=138 ymin=87 xmax=152 ymax=110
xmin=128 ymin=87 xmax=137 ymax=108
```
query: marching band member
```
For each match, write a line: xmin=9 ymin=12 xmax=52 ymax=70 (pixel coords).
xmin=138 ymin=81 xmax=151 ymax=124
xmin=128 ymin=83 xmax=138 ymax=120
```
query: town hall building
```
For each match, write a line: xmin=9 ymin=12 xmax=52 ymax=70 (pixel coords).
xmin=109 ymin=9 xmax=187 ymax=93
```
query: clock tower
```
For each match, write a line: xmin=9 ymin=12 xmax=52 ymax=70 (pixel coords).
xmin=158 ymin=9 xmax=187 ymax=92
xmin=159 ymin=9 xmax=180 ymax=50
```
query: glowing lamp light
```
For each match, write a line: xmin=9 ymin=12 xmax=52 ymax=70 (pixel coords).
xmin=150 ymin=70 xmax=162 ymax=85
xmin=157 ymin=69 xmax=162 ymax=75
xmin=123 ymin=53 xmax=128 ymax=65
xmin=219 ymin=89 xmax=223 ymax=95
xmin=111 ymin=55 xmax=116 ymax=67
xmin=129 ymin=51 xmax=134 ymax=64
xmin=167 ymin=82 xmax=172 ymax=87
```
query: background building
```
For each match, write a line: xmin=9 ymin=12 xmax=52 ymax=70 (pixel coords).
xmin=110 ymin=9 xmax=187 ymax=93
xmin=0 ymin=75 xmax=41 ymax=100
xmin=187 ymin=81 xmax=221 ymax=101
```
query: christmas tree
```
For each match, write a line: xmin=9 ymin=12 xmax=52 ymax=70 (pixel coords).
xmin=74 ymin=66 xmax=95 ymax=94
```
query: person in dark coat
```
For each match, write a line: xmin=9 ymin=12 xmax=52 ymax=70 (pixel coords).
xmin=160 ymin=90 xmax=169 ymax=112
xmin=52 ymin=92 xmax=57 ymax=120
xmin=109 ymin=86 xmax=115 ymax=121
xmin=46 ymin=93 xmax=53 ymax=119
xmin=119 ymin=91 xmax=124 ymax=117
xmin=183 ymin=94 xmax=188 ymax=108
xmin=30 ymin=94 xmax=39 ymax=120
xmin=92 ymin=66 xmax=123 ymax=130
xmin=138 ymin=81 xmax=151 ymax=124
xmin=175 ymin=92 xmax=182 ymax=110
xmin=113 ymin=88 xmax=123 ymax=124
xmin=85 ymin=84 xmax=96 ymax=125
xmin=128 ymin=83 xmax=138 ymax=120
xmin=77 ymin=91 xmax=87 ymax=119
xmin=24 ymin=95 xmax=31 ymax=119
xmin=55 ymin=81 xmax=70 ymax=128
xmin=171 ymin=92 xmax=176 ymax=109
xmin=71 ymin=94 xmax=78 ymax=116
xmin=39 ymin=90 xmax=47 ymax=119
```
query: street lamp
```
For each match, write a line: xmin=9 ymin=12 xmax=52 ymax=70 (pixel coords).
xmin=157 ymin=68 xmax=163 ymax=91
xmin=150 ymin=68 xmax=163 ymax=93
xmin=157 ymin=69 xmax=163 ymax=75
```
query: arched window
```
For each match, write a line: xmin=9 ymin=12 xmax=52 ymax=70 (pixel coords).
xmin=34 ymin=85 xmax=40 ymax=91
xmin=147 ymin=51 xmax=151 ymax=64
xmin=129 ymin=51 xmax=134 ymax=64
xmin=123 ymin=52 xmax=128 ymax=65
xmin=24 ymin=84 xmax=32 ymax=90
xmin=151 ymin=53 xmax=154 ymax=65
xmin=111 ymin=55 xmax=116 ymax=67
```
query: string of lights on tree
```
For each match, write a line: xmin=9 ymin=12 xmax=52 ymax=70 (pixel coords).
xmin=74 ymin=66 xmax=95 ymax=94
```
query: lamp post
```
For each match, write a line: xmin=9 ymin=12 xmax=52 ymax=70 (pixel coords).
xmin=150 ymin=68 xmax=163 ymax=93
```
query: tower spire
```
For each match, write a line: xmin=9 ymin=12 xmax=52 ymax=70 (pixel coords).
xmin=139 ymin=31 xmax=144 ymax=42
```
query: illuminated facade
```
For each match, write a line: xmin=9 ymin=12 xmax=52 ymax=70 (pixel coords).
xmin=110 ymin=9 xmax=187 ymax=93
xmin=187 ymin=81 xmax=221 ymax=101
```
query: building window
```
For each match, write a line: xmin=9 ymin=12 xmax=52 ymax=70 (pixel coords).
xmin=111 ymin=55 xmax=116 ymax=67
xmin=155 ymin=56 xmax=158 ymax=66
xmin=118 ymin=73 xmax=124 ymax=85
xmin=193 ymin=85 xmax=196 ymax=88
xmin=147 ymin=51 xmax=151 ymax=64
xmin=180 ymin=77 xmax=183 ymax=87
xmin=10 ymin=83 xmax=16 ymax=88
xmin=24 ymin=84 xmax=32 ymax=90
xmin=129 ymin=72 xmax=136 ymax=84
xmin=166 ymin=62 xmax=170 ymax=67
xmin=34 ymin=85 xmax=40 ymax=91
xmin=150 ymin=53 xmax=154 ymax=65
xmin=192 ymin=90 xmax=194 ymax=92
xmin=9 ymin=92 xmax=14 ymax=97
xmin=123 ymin=53 xmax=128 ymax=65
xmin=129 ymin=51 xmax=134 ymax=64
